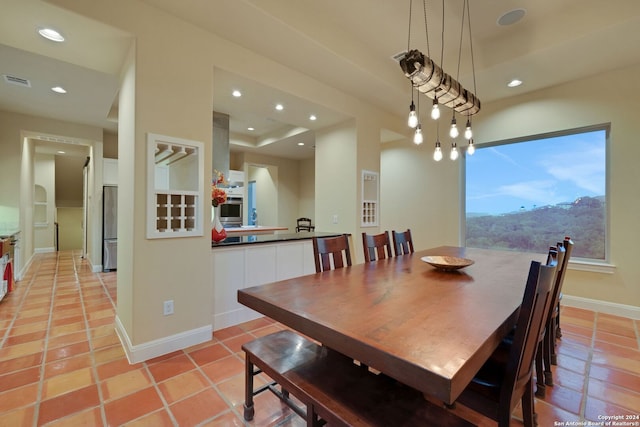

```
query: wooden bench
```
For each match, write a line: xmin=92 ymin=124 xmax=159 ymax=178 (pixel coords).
xmin=242 ymin=330 xmax=473 ymax=427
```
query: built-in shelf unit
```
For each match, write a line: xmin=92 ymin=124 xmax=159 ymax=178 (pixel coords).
xmin=147 ymin=133 xmax=204 ymax=238
xmin=361 ymin=170 xmax=379 ymax=227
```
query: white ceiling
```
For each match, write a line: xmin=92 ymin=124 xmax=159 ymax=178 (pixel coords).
xmin=2 ymin=0 xmax=640 ymax=159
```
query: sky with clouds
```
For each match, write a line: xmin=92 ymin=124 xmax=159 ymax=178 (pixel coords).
xmin=465 ymin=129 xmax=606 ymax=215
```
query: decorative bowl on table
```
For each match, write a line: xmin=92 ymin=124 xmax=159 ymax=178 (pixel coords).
xmin=421 ymin=255 xmax=474 ymax=271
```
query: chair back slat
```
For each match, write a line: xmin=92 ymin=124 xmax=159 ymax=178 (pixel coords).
xmin=312 ymin=234 xmax=352 ymax=272
xmin=362 ymin=231 xmax=393 ymax=262
xmin=392 ymin=229 xmax=414 ymax=256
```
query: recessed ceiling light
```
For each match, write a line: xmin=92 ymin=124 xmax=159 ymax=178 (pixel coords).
xmin=247 ymin=127 xmax=255 ymax=131
xmin=232 ymin=90 xmax=241 ymax=97
xmin=38 ymin=27 xmax=65 ymax=42
xmin=297 ymin=142 xmax=304 ymax=146
xmin=51 ymin=86 xmax=67 ymax=93
xmin=57 ymin=150 xmax=65 ymax=154
xmin=497 ymin=9 xmax=526 ymax=26
xmin=275 ymin=104 xmax=284 ymax=111
xmin=309 ymin=115 xmax=317 ymax=121
xmin=507 ymin=79 xmax=523 ymax=88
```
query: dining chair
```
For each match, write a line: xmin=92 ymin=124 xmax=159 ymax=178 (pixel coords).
xmin=547 ymin=237 xmax=573 ymax=363
xmin=451 ymin=257 xmax=557 ymax=427
xmin=362 ymin=231 xmax=393 ymax=262
xmin=534 ymin=245 xmax=564 ymax=398
xmin=536 ymin=239 xmax=573 ymax=397
xmin=295 ymin=217 xmax=315 ymax=232
xmin=553 ymin=236 xmax=573 ymax=342
xmin=391 ymin=228 xmax=414 ymax=256
xmin=312 ymin=234 xmax=352 ymax=273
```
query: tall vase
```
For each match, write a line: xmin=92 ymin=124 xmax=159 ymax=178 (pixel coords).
xmin=211 ymin=205 xmax=227 ymax=243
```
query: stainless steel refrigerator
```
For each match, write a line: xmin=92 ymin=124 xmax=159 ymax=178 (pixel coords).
xmin=102 ymin=185 xmax=117 ymax=271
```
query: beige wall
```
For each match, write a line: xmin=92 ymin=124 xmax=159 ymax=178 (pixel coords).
xmin=239 ymin=151 xmax=301 ymax=232
xmin=381 ymin=63 xmax=640 ymax=309
xmin=298 ymin=158 xmax=315 ymax=222
xmin=57 ymin=207 xmax=83 ymax=250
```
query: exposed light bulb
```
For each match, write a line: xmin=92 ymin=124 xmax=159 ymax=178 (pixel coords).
xmin=407 ymin=101 xmax=418 ymax=128
xmin=467 ymin=139 xmax=475 ymax=155
xmin=450 ymin=142 xmax=459 ymax=161
xmin=449 ymin=116 xmax=459 ymax=139
xmin=413 ymin=124 xmax=423 ymax=145
xmin=433 ymin=140 xmax=443 ymax=161
xmin=431 ymin=98 xmax=440 ymax=120
xmin=464 ymin=119 xmax=473 ymax=140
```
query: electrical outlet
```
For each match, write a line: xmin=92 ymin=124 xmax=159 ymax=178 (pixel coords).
xmin=163 ymin=300 xmax=174 ymax=316
xmin=332 ymin=214 xmax=338 ymax=224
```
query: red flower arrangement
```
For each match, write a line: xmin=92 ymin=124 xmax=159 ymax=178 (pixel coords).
xmin=212 ymin=170 xmax=227 ymax=207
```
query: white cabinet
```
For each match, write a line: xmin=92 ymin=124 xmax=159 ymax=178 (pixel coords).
xmin=227 ymin=169 xmax=244 ymax=184
xmin=211 ymin=240 xmax=315 ymax=330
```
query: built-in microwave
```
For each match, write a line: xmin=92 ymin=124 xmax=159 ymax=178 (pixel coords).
xmin=219 ymin=197 xmax=242 ymax=227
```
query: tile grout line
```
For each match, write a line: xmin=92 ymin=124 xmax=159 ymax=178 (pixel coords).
xmin=577 ymin=311 xmax=598 ymax=421
xmin=32 ymin=253 xmax=61 ymax=427
xmin=72 ymin=251 xmax=109 ymax=427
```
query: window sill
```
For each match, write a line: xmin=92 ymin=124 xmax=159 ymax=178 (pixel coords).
xmin=568 ymin=260 xmax=615 ymax=274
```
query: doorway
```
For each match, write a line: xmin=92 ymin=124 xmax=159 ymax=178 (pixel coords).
xmin=247 ymin=164 xmax=278 ymax=227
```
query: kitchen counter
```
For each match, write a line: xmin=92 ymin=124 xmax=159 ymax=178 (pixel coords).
xmin=212 ymin=231 xmax=344 ymax=247
xmin=224 ymin=225 xmax=288 ymax=236
xmin=0 ymin=228 xmax=20 ymax=238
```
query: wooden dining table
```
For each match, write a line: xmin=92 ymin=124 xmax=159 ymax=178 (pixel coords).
xmin=237 ymin=245 xmax=542 ymax=405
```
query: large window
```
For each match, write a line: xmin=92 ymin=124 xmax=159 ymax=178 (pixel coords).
xmin=465 ymin=125 xmax=608 ymax=261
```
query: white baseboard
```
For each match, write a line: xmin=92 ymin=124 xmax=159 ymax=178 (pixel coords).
xmin=213 ymin=307 xmax=263 ymax=331
xmin=16 ymin=253 xmax=34 ymax=281
xmin=115 ymin=316 xmax=213 ymax=363
xmin=562 ymin=295 xmax=640 ymax=320
xmin=34 ymin=247 xmax=55 ymax=253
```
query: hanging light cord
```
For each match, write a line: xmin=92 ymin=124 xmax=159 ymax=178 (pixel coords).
xmin=422 ymin=0 xmax=431 ymax=58
xmin=466 ymin=0 xmax=477 ymax=97
xmin=407 ymin=0 xmax=413 ymax=53
xmin=456 ymin=0 xmax=466 ymax=81
xmin=439 ymin=0 xmax=444 ymax=68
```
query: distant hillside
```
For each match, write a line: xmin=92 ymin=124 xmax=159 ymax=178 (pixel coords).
xmin=466 ymin=196 xmax=605 ymax=259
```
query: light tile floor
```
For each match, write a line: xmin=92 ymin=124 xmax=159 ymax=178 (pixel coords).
xmin=0 ymin=251 xmax=638 ymax=426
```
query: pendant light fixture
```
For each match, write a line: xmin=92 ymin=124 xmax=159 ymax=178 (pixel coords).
xmin=449 ymin=114 xmax=459 ymax=138
xmin=464 ymin=118 xmax=473 ymax=140
xmin=408 ymin=84 xmax=418 ymax=128
xmin=408 ymin=100 xmax=418 ymax=128
xmin=433 ymin=139 xmax=443 ymax=161
xmin=413 ymin=124 xmax=424 ymax=144
xmin=400 ymin=0 xmax=480 ymax=161
xmin=412 ymin=88 xmax=423 ymax=144
xmin=431 ymin=98 xmax=440 ymax=120
xmin=450 ymin=141 xmax=459 ymax=160
xmin=467 ymin=138 xmax=475 ymax=155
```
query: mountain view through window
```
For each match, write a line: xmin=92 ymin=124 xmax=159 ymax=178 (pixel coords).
xmin=465 ymin=127 xmax=607 ymax=260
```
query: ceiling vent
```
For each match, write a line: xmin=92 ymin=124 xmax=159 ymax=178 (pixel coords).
xmin=3 ymin=74 xmax=31 ymax=88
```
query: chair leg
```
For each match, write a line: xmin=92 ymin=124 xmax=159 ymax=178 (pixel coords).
xmin=243 ymin=356 xmax=255 ymax=421
xmin=543 ymin=323 xmax=554 ymax=387
xmin=534 ymin=342 xmax=546 ymax=398
xmin=522 ymin=378 xmax=537 ymax=427
xmin=556 ymin=303 xmax=562 ymax=338
xmin=550 ymin=317 xmax=559 ymax=365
